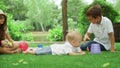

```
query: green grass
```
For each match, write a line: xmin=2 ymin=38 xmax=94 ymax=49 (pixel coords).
xmin=0 ymin=43 xmax=120 ymax=68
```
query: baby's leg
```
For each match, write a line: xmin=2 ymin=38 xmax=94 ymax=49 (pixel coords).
xmin=13 ymin=48 xmax=22 ymax=53
xmin=23 ymin=48 xmax=35 ymax=54
xmin=23 ymin=51 xmax=35 ymax=54
xmin=35 ymin=46 xmax=52 ymax=55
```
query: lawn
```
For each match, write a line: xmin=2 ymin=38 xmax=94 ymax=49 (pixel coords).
xmin=0 ymin=43 xmax=120 ymax=68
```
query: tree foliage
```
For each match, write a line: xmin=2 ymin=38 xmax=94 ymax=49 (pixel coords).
xmin=47 ymin=25 xmax=62 ymax=41
xmin=24 ymin=0 xmax=60 ymax=31
xmin=3 ymin=0 xmax=27 ymax=20
xmin=0 ymin=0 xmax=33 ymax=41
xmin=7 ymin=14 xmax=33 ymax=41
xmin=114 ymin=0 xmax=120 ymax=22
xmin=0 ymin=0 xmax=7 ymax=11
xmin=67 ymin=0 xmax=86 ymax=22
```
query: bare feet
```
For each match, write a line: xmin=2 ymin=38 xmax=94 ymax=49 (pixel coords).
xmin=80 ymin=51 xmax=86 ymax=55
xmin=14 ymin=48 xmax=22 ymax=53
xmin=23 ymin=50 xmax=35 ymax=54
xmin=22 ymin=51 xmax=28 ymax=54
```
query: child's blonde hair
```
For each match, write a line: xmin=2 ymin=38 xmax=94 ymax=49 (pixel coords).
xmin=66 ymin=31 xmax=82 ymax=42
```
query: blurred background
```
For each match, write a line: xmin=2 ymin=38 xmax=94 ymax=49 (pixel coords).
xmin=0 ymin=0 xmax=119 ymax=42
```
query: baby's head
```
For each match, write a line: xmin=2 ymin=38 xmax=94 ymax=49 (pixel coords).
xmin=66 ymin=31 xmax=82 ymax=47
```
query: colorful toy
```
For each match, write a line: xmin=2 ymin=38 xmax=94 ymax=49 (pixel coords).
xmin=8 ymin=41 xmax=12 ymax=46
xmin=90 ymin=43 xmax=101 ymax=54
xmin=38 ymin=44 xmax=43 ymax=48
xmin=19 ymin=41 xmax=28 ymax=51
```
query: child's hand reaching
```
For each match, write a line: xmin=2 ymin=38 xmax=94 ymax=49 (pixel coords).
xmin=68 ymin=51 xmax=86 ymax=55
xmin=80 ymin=51 xmax=86 ymax=55
xmin=84 ymin=34 xmax=90 ymax=43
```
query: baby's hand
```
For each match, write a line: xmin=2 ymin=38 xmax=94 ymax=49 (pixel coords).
xmin=84 ymin=34 xmax=90 ymax=43
xmin=80 ymin=51 xmax=86 ymax=55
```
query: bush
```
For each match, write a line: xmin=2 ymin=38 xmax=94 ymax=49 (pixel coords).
xmin=21 ymin=33 xmax=33 ymax=41
xmin=7 ymin=14 xmax=33 ymax=41
xmin=47 ymin=25 xmax=62 ymax=41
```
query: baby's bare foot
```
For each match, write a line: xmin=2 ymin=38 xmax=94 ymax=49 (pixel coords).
xmin=14 ymin=48 xmax=22 ymax=53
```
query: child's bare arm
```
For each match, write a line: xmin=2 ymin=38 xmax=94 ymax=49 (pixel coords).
xmin=5 ymin=32 xmax=14 ymax=46
xmin=68 ymin=51 xmax=86 ymax=55
xmin=23 ymin=49 xmax=36 ymax=55
xmin=108 ymin=32 xmax=115 ymax=52
xmin=84 ymin=32 xmax=91 ymax=43
xmin=5 ymin=32 xmax=13 ymax=42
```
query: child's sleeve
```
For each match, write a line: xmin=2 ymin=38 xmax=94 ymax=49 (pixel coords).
xmin=87 ymin=23 xmax=93 ymax=33
xmin=107 ymin=20 xmax=113 ymax=33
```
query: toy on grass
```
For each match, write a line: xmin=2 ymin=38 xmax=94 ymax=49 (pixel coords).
xmin=90 ymin=43 xmax=101 ymax=54
xmin=38 ymin=44 xmax=43 ymax=48
xmin=8 ymin=42 xmax=12 ymax=46
xmin=19 ymin=41 xmax=28 ymax=51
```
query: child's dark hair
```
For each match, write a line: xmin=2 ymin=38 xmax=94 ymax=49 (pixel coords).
xmin=86 ymin=5 xmax=102 ymax=18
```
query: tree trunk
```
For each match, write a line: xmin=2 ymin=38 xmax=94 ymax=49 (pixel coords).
xmin=35 ymin=0 xmax=45 ymax=32
xmin=62 ymin=0 xmax=68 ymax=41
xmin=40 ymin=22 xmax=45 ymax=32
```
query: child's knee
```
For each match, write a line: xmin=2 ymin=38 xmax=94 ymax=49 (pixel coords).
xmin=80 ymin=45 xmax=87 ymax=51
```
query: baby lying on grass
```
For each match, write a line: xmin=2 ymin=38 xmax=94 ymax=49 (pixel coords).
xmin=23 ymin=31 xmax=85 ymax=55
